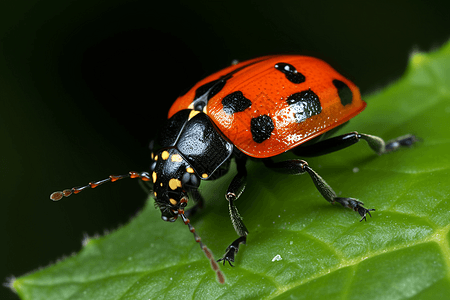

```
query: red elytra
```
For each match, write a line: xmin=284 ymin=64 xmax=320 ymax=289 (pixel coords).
xmin=168 ymin=55 xmax=366 ymax=158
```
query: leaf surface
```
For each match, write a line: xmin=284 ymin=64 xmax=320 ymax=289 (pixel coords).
xmin=13 ymin=41 xmax=450 ymax=300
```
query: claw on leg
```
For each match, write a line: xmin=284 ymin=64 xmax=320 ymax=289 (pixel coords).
xmin=334 ymin=197 xmax=375 ymax=221
xmin=218 ymin=246 xmax=237 ymax=267
xmin=217 ymin=236 xmax=246 ymax=267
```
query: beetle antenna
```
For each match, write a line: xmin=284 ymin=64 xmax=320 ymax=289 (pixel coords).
xmin=50 ymin=171 xmax=151 ymax=201
xmin=179 ymin=207 xmax=225 ymax=284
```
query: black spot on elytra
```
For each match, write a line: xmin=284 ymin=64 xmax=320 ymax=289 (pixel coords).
xmin=286 ymin=89 xmax=322 ymax=123
xmin=222 ymin=91 xmax=252 ymax=115
xmin=194 ymin=79 xmax=227 ymax=102
xmin=189 ymin=57 xmax=270 ymax=111
xmin=274 ymin=62 xmax=305 ymax=84
xmin=332 ymin=79 xmax=353 ymax=106
xmin=250 ymin=115 xmax=274 ymax=143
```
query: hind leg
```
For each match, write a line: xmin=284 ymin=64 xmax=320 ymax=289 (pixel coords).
xmin=265 ymin=132 xmax=417 ymax=220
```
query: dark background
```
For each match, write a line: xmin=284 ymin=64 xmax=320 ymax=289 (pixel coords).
xmin=1 ymin=1 xmax=448 ymax=299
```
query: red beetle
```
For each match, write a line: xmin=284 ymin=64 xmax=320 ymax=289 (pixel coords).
xmin=51 ymin=55 xmax=416 ymax=284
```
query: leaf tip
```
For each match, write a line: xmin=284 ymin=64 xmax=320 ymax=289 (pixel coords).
xmin=3 ymin=275 xmax=18 ymax=294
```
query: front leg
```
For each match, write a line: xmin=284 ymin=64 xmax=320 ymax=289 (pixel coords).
xmin=263 ymin=159 xmax=374 ymax=221
xmin=218 ymin=155 xmax=249 ymax=266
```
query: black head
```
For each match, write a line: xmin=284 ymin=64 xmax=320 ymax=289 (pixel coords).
xmin=149 ymin=147 xmax=200 ymax=222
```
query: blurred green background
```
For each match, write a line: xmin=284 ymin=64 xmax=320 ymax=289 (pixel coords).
xmin=1 ymin=0 xmax=449 ymax=299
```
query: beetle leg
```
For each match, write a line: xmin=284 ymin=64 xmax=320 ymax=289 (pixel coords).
xmin=263 ymin=159 xmax=374 ymax=221
xmin=218 ymin=156 xmax=249 ymax=266
xmin=292 ymin=132 xmax=417 ymax=157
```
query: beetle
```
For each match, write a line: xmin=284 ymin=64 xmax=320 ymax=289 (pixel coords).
xmin=51 ymin=55 xmax=416 ymax=284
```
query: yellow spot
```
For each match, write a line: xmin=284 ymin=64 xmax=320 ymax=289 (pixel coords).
xmin=152 ymin=172 xmax=157 ymax=183
xmin=189 ymin=110 xmax=200 ymax=120
xmin=154 ymin=155 xmax=158 ymax=161
xmin=169 ymin=198 xmax=178 ymax=205
xmin=153 ymin=192 xmax=157 ymax=197
xmin=202 ymin=173 xmax=208 ymax=179
xmin=171 ymin=154 xmax=182 ymax=162
xmin=161 ymin=151 xmax=170 ymax=160
xmin=160 ymin=182 xmax=163 ymax=187
xmin=169 ymin=178 xmax=182 ymax=190
xmin=186 ymin=167 xmax=194 ymax=174
xmin=151 ymin=152 xmax=154 ymax=160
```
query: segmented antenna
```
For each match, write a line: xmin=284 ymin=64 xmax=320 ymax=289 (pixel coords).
xmin=50 ymin=171 xmax=151 ymax=201
xmin=178 ymin=200 xmax=225 ymax=284
xmin=50 ymin=171 xmax=225 ymax=284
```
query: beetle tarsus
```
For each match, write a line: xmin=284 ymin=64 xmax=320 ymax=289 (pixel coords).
xmin=384 ymin=134 xmax=417 ymax=153
xmin=334 ymin=197 xmax=375 ymax=221
xmin=218 ymin=236 xmax=246 ymax=267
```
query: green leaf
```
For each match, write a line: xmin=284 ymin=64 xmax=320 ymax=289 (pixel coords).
xmin=13 ymin=41 xmax=450 ymax=299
